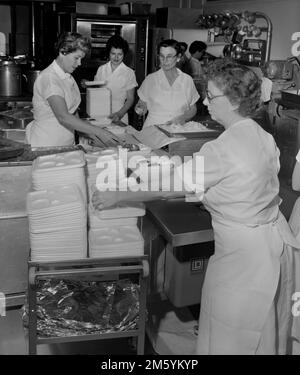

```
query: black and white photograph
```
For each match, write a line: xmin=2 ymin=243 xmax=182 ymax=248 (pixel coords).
xmin=0 ymin=0 xmax=300 ymax=359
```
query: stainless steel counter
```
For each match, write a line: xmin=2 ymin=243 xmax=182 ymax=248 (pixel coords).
xmin=0 ymin=162 xmax=32 ymax=306
xmin=146 ymin=199 xmax=214 ymax=247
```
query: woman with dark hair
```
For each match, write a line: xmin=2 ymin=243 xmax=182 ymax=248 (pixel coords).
xmin=94 ymin=35 xmax=137 ymax=124
xmin=92 ymin=58 xmax=297 ymax=354
xmin=188 ymin=40 xmax=207 ymax=79
xmin=135 ymin=39 xmax=199 ymax=128
xmin=26 ymin=32 xmax=119 ymax=147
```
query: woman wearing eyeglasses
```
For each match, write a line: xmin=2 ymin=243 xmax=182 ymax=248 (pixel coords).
xmin=93 ymin=59 xmax=297 ymax=354
xmin=135 ymin=39 xmax=200 ymax=128
xmin=194 ymin=58 xmax=296 ymax=354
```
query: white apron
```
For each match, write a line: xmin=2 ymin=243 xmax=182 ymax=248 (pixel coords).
xmin=26 ymin=61 xmax=80 ymax=147
xmin=95 ymin=62 xmax=137 ymax=124
xmin=196 ymin=210 xmax=298 ymax=355
xmin=286 ymin=197 xmax=300 ymax=353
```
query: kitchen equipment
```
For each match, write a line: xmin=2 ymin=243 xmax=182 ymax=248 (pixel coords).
xmin=265 ymin=60 xmax=293 ymax=80
xmin=25 ymin=70 xmax=40 ymax=93
xmin=0 ymin=107 xmax=33 ymax=129
xmin=0 ymin=60 xmax=23 ymax=96
xmin=0 ymin=137 xmax=25 ymax=160
xmin=240 ymin=39 xmax=267 ymax=66
xmin=281 ymin=89 xmax=300 ymax=106
xmin=76 ymin=2 xmax=108 ymax=15
xmin=0 ymin=162 xmax=32 ymax=306
xmin=0 ymin=32 xmax=6 ymax=55
xmin=73 ymin=15 xmax=149 ymax=85
xmin=120 ymin=2 xmax=151 ymax=16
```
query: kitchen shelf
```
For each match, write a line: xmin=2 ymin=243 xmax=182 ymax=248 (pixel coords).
xmin=27 ymin=255 xmax=149 ymax=355
xmin=0 ymin=94 xmax=32 ymax=103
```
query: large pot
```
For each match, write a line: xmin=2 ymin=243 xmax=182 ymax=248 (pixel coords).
xmin=0 ymin=60 xmax=23 ymax=97
xmin=25 ymin=70 xmax=41 ymax=94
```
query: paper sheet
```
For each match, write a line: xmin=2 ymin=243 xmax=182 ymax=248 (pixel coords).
xmin=126 ymin=126 xmax=185 ymax=149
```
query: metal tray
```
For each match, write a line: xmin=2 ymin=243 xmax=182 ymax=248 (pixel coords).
xmin=0 ymin=138 xmax=25 ymax=160
xmin=156 ymin=125 xmax=222 ymax=139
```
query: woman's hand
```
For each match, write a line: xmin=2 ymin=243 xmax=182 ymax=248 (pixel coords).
xmin=92 ymin=189 xmax=119 ymax=210
xmin=108 ymin=111 xmax=122 ymax=122
xmin=80 ymin=79 xmax=88 ymax=89
xmin=135 ymin=100 xmax=148 ymax=116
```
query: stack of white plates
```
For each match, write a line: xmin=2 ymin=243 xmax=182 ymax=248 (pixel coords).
xmin=88 ymin=203 xmax=145 ymax=258
xmin=31 ymin=151 xmax=87 ymax=203
xmin=27 ymin=185 xmax=87 ymax=262
xmin=96 ymin=203 xmax=145 ymax=219
xmin=89 ymin=225 xmax=144 ymax=259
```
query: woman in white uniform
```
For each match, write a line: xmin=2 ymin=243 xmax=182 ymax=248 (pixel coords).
xmin=26 ymin=32 xmax=119 ymax=148
xmin=288 ymin=151 xmax=300 ymax=354
xmin=92 ymin=58 xmax=297 ymax=354
xmin=135 ymin=39 xmax=199 ymax=128
xmin=94 ymin=35 xmax=137 ymax=124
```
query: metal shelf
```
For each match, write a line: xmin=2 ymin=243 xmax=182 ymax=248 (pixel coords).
xmin=27 ymin=255 xmax=149 ymax=355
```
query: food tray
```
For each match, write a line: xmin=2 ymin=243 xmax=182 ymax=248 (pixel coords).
xmin=156 ymin=123 xmax=222 ymax=139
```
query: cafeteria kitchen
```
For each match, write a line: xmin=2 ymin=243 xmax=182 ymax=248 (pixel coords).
xmin=1 ymin=0 xmax=300 ymax=356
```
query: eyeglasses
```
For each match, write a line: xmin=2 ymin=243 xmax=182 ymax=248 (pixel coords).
xmin=158 ymin=54 xmax=177 ymax=62
xmin=205 ymin=89 xmax=226 ymax=103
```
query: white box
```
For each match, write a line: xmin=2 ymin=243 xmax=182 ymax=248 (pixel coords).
xmin=86 ymin=87 xmax=112 ymax=118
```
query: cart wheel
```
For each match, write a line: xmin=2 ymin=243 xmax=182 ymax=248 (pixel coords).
xmin=142 ymin=260 xmax=149 ymax=278
xmin=28 ymin=267 xmax=36 ymax=285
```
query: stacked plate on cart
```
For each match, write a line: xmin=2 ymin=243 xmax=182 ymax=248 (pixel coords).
xmin=88 ymin=204 xmax=145 ymax=259
xmin=84 ymin=148 xmax=122 ymax=201
xmin=27 ymin=184 xmax=87 ymax=262
xmin=31 ymin=150 xmax=87 ymax=203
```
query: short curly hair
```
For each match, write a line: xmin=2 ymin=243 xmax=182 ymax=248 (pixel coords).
xmin=106 ymin=35 xmax=129 ymax=56
xmin=206 ymin=58 xmax=262 ymax=117
xmin=55 ymin=32 xmax=91 ymax=56
xmin=157 ymin=39 xmax=182 ymax=56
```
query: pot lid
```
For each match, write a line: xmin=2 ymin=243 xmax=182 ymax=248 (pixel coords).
xmin=0 ymin=60 xmax=17 ymax=66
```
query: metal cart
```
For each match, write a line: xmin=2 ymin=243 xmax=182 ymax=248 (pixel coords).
xmin=27 ymin=255 xmax=149 ymax=355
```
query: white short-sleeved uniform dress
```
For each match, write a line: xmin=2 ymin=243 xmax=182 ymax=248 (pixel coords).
xmin=94 ymin=61 xmax=137 ymax=124
xmin=180 ymin=118 xmax=298 ymax=354
xmin=26 ymin=60 xmax=80 ymax=147
xmin=137 ymin=68 xmax=200 ymax=128
xmin=287 ymin=149 xmax=300 ymax=353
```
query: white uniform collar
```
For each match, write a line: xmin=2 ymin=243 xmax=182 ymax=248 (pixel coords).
xmin=158 ymin=67 xmax=183 ymax=76
xmin=108 ymin=61 xmax=126 ymax=74
xmin=52 ymin=60 xmax=72 ymax=80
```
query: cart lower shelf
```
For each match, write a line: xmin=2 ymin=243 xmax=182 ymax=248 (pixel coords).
xmin=27 ymin=255 xmax=149 ymax=355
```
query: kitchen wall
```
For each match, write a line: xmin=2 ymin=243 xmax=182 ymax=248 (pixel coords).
xmin=114 ymin=0 xmax=164 ymax=13
xmin=204 ymin=0 xmax=300 ymax=60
